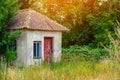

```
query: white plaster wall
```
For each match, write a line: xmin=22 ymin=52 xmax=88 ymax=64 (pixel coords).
xmin=16 ymin=30 xmax=28 ymax=66
xmin=16 ymin=30 xmax=62 ymax=66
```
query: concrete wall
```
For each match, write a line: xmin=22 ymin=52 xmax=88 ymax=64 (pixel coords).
xmin=16 ymin=30 xmax=27 ymax=66
xmin=16 ymin=30 xmax=62 ymax=66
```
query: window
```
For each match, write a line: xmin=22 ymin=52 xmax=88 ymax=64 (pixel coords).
xmin=8 ymin=41 xmax=16 ymax=51
xmin=33 ymin=41 xmax=41 ymax=59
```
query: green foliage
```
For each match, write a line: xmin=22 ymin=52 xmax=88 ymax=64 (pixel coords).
xmin=62 ymin=45 xmax=109 ymax=63
xmin=6 ymin=50 xmax=17 ymax=63
xmin=0 ymin=0 xmax=20 ymax=62
xmin=62 ymin=0 xmax=119 ymax=48
xmin=105 ymin=21 xmax=120 ymax=63
xmin=87 ymin=12 xmax=117 ymax=47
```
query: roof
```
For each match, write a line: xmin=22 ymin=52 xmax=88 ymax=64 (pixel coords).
xmin=8 ymin=9 xmax=69 ymax=32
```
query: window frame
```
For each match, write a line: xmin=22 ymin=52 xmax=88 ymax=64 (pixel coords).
xmin=33 ymin=41 xmax=41 ymax=59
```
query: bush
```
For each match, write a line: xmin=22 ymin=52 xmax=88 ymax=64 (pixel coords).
xmin=0 ymin=0 xmax=20 ymax=63
xmin=62 ymin=45 xmax=109 ymax=63
xmin=6 ymin=50 xmax=17 ymax=63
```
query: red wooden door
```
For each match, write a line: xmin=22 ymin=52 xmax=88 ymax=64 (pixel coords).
xmin=44 ymin=37 xmax=53 ymax=64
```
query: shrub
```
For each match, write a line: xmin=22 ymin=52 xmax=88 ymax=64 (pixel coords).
xmin=62 ymin=45 xmax=109 ymax=63
xmin=6 ymin=50 xmax=17 ymax=63
xmin=0 ymin=0 xmax=20 ymax=63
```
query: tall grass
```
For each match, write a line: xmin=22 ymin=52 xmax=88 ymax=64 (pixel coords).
xmin=0 ymin=61 xmax=120 ymax=80
xmin=107 ymin=21 xmax=120 ymax=63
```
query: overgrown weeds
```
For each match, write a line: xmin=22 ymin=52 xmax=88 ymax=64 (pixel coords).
xmin=0 ymin=60 xmax=120 ymax=80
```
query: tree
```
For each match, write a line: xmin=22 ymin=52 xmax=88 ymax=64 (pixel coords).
xmin=86 ymin=0 xmax=120 ymax=47
xmin=19 ymin=0 xmax=36 ymax=9
xmin=0 ymin=0 xmax=20 ymax=62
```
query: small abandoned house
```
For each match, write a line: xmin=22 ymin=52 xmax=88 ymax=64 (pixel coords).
xmin=9 ymin=9 xmax=68 ymax=66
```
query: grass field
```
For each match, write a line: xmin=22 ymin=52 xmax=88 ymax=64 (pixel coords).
xmin=0 ymin=60 xmax=120 ymax=80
